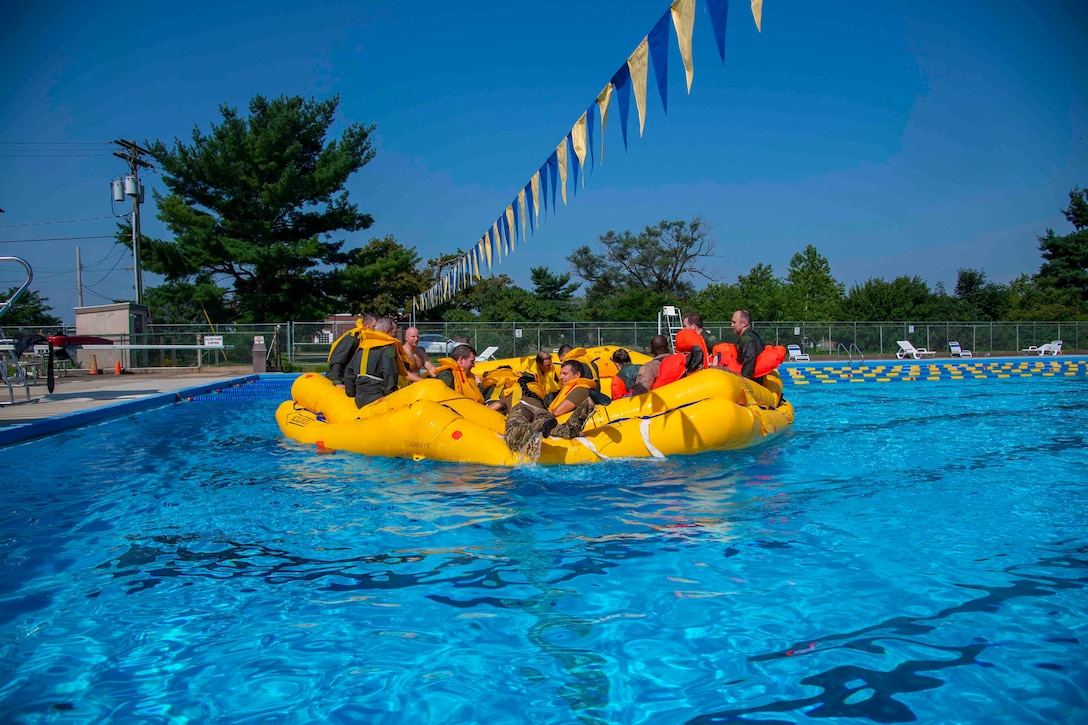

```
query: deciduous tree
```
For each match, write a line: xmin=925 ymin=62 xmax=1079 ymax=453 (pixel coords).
xmin=338 ymin=236 xmax=426 ymax=318
xmin=783 ymin=245 xmax=844 ymax=320
xmin=568 ymin=217 xmax=716 ymax=304
xmin=842 ymin=276 xmax=935 ymax=321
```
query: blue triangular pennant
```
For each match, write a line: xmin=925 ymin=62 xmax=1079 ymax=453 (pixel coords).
xmin=707 ymin=0 xmax=730 ymax=64
xmin=546 ymin=152 xmax=558 ymax=211
xmin=649 ymin=11 xmax=670 ymax=113
xmin=611 ymin=64 xmax=632 ymax=151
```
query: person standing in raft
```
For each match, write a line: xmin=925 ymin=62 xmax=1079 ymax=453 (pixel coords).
xmin=343 ymin=316 xmax=400 ymax=408
xmin=731 ymin=309 xmax=766 ymax=382
xmin=684 ymin=312 xmax=715 ymax=353
xmin=324 ymin=312 xmax=377 ymax=386
xmin=626 ymin=335 xmax=672 ymax=396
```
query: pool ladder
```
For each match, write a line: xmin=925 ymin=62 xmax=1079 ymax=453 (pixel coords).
xmin=0 ymin=256 xmax=37 ymax=405
xmin=836 ymin=342 xmax=865 ymax=368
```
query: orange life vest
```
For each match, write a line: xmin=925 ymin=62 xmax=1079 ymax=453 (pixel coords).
xmin=652 ymin=353 xmax=688 ymax=389
xmin=611 ymin=376 xmax=628 ymax=399
xmin=674 ymin=329 xmax=707 ymax=370
xmin=713 ymin=343 xmax=787 ymax=377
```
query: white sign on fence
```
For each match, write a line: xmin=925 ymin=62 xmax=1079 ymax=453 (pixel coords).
xmin=203 ymin=335 xmax=224 ymax=347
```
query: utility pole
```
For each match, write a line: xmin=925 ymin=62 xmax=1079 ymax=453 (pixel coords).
xmin=76 ymin=246 xmax=84 ymax=307
xmin=111 ymin=139 xmax=152 ymax=305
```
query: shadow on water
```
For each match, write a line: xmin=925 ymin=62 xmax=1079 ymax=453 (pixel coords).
xmin=686 ymin=544 xmax=1088 ymax=724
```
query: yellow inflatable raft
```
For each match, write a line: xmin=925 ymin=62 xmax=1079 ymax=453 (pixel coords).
xmin=276 ymin=349 xmax=795 ymax=466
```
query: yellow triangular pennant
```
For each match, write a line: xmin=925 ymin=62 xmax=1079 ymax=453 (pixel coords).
xmin=671 ymin=0 xmax=695 ymax=92
xmin=628 ymin=37 xmax=649 ymax=136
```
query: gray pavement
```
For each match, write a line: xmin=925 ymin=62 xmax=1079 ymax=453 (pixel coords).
xmin=0 ymin=367 xmax=260 ymax=446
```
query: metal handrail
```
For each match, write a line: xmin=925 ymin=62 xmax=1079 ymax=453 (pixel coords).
xmin=836 ymin=342 xmax=865 ymax=366
xmin=0 ymin=256 xmax=34 ymax=320
xmin=0 ymin=257 xmax=37 ymax=404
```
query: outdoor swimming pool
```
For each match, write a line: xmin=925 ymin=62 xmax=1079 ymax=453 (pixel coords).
xmin=1 ymin=373 xmax=1085 ymax=723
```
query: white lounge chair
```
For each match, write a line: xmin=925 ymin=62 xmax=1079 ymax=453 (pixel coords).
xmin=787 ymin=344 xmax=810 ymax=361
xmin=1023 ymin=340 xmax=1063 ymax=356
xmin=476 ymin=345 xmax=500 ymax=361
xmin=896 ymin=340 xmax=936 ymax=360
xmin=949 ymin=341 xmax=972 ymax=357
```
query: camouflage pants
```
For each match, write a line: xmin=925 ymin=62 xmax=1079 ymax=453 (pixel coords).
xmin=504 ymin=399 xmax=592 ymax=453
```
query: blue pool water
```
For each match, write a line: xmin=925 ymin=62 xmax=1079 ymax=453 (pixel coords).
xmin=1 ymin=375 xmax=1086 ymax=723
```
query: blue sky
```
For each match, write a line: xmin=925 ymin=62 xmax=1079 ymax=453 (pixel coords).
xmin=2 ymin=0 xmax=1085 ymax=324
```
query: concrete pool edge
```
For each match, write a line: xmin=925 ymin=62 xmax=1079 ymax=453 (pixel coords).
xmin=0 ymin=373 xmax=273 ymax=448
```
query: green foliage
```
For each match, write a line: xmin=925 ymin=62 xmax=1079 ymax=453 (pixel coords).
xmin=842 ymin=276 xmax=935 ymax=320
xmin=143 ymin=94 xmax=376 ymax=322
xmin=530 ymin=266 xmax=579 ymax=300
xmin=568 ymin=217 xmax=715 ymax=303
xmin=953 ymin=268 xmax=1011 ymax=321
xmin=444 ymin=275 xmax=553 ymax=321
xmin=581 ymin=288 xmax=675 ymax=322
xmin=685 ymin=263 xmax=787 ymax=323
xmin=1 ymin=288 xmax=63 ymax=327
xmin=529 ymin=266 xmax=579 ymax=321
xmin=1005 ymin=274 xmax=1088 ymax=321
xmin=1036 ymin=186 xmax=1088 ymax=302
xmin=142 ymin=279 xmax=232 ymax=325
xmin=338 ymin=236 xmax=426 ymax=317
xmin=783 ymin=245 xmax=844 ymax=320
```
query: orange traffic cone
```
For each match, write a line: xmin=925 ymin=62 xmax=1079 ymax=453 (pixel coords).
xmin=114 ymin=360 xmax=123 ymax=375
xmin=89 ymin=354 xmax=100 ymax=375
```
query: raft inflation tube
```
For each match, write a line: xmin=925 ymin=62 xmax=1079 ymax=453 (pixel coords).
xmin=277 ymin=346 xmax=794 ymax=466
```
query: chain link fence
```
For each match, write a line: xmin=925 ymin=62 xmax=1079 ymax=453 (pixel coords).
xmin=4 ymin=320 xmax=1082 ymax=371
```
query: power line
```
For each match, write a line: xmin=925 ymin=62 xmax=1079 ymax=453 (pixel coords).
xmin=0 ymin=235 xmax=117 ymax=243
xmin=0 ymin=152 xmax=116 ymax=158
xmin=0 ymin=215 xmax=118 ymax=228
xmin=0 ymin=141 xmax=113 ymax=145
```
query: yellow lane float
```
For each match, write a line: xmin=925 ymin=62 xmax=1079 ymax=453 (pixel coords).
xmin=276 ymin=347 xmax=795 ymax=466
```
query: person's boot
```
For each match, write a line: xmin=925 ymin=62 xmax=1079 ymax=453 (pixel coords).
xmin=552 ymin=399 xmax=593 ymax=439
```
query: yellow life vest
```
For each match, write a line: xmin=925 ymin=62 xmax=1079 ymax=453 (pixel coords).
xmin=548 ymin=378 xmax=596 ymax=415
xmin=521 ymin=357 xmax=561 ymax=398
xmin=480 ymin=367 xmax=526 ymax=409
xmin=561 ymin=347 xmax=601 ymax=387
xmin=435 ymin=357 xmax=485 ymax=404
xmin=360 ymin=329 xmax=411 ymax=387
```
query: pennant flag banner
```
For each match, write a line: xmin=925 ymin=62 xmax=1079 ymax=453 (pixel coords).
xmin=416 ymin=0 xmax=766 ymax=313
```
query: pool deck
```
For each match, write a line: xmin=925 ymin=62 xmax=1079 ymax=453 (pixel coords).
xmin=0 ymin=367 xmax=268 ymax=447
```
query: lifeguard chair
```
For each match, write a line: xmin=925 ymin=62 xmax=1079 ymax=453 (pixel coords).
xmin=658 ymin=305 xmax=684 ymax=352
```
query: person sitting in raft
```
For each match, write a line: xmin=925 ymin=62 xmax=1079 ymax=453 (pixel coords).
xmin=731 ymin=308 xmax=766 ymax=382
xmin=504 ymin=372 xmax=595 ymax=454
xmin=626 ymin=335 xmax=672 ymax=396
xmin=343 ymin=316 xmax=400 ymax=408
xmin=402 ymin=326 xmax=436 ymax=377
xmin=435 ymin=344 xmax=504 ymax=410
xmin=610 ymin=348 xmax=642 ymax=399
xmin=550 ymin=359 xmax=598 ymax=417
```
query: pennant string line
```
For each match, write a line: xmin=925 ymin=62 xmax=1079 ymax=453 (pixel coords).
xmin=419 ymin=0 xmax=759 ymax=311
